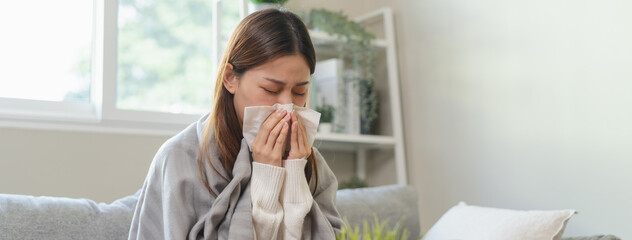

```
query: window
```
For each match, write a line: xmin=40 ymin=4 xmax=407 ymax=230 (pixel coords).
xmin=0 ymin=0 xmax=247 ymax=134
xmin=117 ymin=0 xmax=215 ymax=114
xmin=0 ymin=1 xmax=93 ymax=103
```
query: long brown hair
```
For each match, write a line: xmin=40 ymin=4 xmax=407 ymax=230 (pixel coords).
xmin=198 ymin=9 xmax=319 ymax=197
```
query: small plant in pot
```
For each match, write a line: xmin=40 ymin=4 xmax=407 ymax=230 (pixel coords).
xmin=316 ymin=104 xmax=335 ymax=133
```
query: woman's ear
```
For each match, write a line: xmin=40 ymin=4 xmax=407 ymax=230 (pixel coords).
xmin=222 ymin=63 xmax=238 ymax=94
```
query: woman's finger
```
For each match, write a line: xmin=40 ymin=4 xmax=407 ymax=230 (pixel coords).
xmin=293 ymin=111 xmax=303 ymax=152
xmin=253 ymin=109 xmax=280 ymax=146
xmin=292 ymin=121 xmax=300 ymax=153
xmin=290 ymin=111 xmax=299 ymax=155
xmin=296 ymin=113 xmax=312 ymax=157
xmin=272 ymin=122 xmax=289 ymax=157
xmin=266 ymin=112 xmax=288 ymax=151
xmin=297 ymin=115 xmax=309 ymax=153
xmin=259 ymin=109 xmax=285 ymax=142
xmin=251 ymin=109 xmax=289 ymax=166
xmin=262 ymin=109 xmax=286 ymax=134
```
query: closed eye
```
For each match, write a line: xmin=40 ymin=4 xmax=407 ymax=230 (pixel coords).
xmin=262 ymin=88 xmax=280 ymax=94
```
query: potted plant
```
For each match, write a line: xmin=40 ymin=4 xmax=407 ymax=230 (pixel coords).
xmin=248 ymin=0 xmax=287 ymax=13
xmin=316 ymin=104 xmax=335 ymax=133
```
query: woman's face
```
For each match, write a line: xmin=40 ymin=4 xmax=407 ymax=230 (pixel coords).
xmin=223 ymin=54 xmax=311 ymax=126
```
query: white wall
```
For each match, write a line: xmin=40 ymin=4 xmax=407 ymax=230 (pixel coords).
xmin=0 ymin=127 xmax=168 ymax=202
xmin=288 ymin=0 xmax=632 ymax=238
xmin=0 ymin=126 xmax=357 ymax=203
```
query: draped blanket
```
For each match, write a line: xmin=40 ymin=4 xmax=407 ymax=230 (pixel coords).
xmin=128 ymin=114 xmax=342 ymax=240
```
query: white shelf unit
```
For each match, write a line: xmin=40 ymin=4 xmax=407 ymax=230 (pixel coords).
xmin=314 ymin=133 xmax=396 ymax=151
xmin=310 ymin=7 xmax=408 ymax=185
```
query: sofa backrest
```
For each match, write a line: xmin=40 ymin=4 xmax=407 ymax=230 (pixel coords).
xmin=0 ymin=184 xmax=420 ymax=239
xmin=0 ymin=191 xmax=138 ymax=240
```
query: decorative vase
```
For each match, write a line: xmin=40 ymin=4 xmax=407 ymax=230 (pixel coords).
xmin=248 ymin=3 xmax=281 ymax=14
xmin=318 ymin=122 xmax=333 ymax=133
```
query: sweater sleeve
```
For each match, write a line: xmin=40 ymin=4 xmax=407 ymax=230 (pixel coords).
xmin=281 ymin=159 xmax=314 ymax=240
xmin=250 ymin=161 xmax=286 ymax=240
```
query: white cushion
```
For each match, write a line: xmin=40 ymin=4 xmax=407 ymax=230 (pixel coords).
xmin=423 ymin=202 xmax=576 ymax=240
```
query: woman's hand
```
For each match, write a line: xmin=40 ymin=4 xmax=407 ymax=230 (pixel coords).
xmin=251 ymin=108 xmax=290 ymax=167
xmin=286 ymin=110 xmax=312 ymax=160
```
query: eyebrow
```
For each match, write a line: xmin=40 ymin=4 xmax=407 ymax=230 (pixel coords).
xmin=263 ymin=77 xmax=310 ymax=86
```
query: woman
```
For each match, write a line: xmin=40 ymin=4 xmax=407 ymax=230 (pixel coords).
xmin=128 ymin=8 xmax=343 ymax=240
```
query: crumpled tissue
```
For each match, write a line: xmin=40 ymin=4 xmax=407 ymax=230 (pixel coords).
xmin=242 ymin=103 xmax=321 ymax=152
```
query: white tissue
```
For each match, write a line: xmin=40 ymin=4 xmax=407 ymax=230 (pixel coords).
xmin=243 ymin=103 xmax=321 ymax=152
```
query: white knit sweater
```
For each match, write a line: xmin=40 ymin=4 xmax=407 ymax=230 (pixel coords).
xmin=251 ymin=159 xmax=314 ymax=240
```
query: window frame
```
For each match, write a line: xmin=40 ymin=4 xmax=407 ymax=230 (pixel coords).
xmin=0 ymin=0 xmax=250 ymax=136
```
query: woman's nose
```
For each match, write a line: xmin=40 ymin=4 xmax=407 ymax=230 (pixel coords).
xmin=278 ymin=91 xmax=293 ymax=105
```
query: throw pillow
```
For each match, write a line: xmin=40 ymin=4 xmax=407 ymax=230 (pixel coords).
xmin=423 ymin=202 xmax=576 ymax=240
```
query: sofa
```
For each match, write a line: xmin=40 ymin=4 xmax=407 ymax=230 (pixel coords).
xmin=0 ymin=184 xmax=620 ymax=239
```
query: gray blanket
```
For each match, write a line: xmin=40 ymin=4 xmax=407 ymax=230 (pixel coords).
xmin=128 ymin=114 xmax=342 ymax=239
